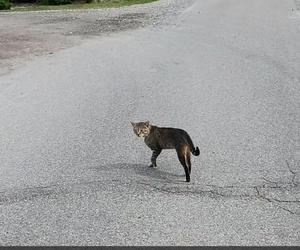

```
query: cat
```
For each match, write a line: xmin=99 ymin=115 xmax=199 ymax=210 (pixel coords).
xmin=131 ymin=121 xmax=200 ymax=182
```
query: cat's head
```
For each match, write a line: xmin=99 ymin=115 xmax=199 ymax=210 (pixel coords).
xmin=130 ymin=121 xmax=151 ymax=138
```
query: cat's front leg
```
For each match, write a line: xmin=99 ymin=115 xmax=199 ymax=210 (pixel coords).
xmin=149 ymin=148 xmax=162 ymax=167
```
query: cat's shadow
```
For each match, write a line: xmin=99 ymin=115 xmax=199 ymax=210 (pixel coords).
xmin=94 ymin=163 xmax=186 ymax=183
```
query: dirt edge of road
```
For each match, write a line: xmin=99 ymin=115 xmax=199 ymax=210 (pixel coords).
xmin=0 ymin=0 xmax=195 ymax=76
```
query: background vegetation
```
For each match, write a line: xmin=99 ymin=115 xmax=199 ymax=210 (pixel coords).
xmin=0 ymin=0 xmax=10 ymax=9
xmin=0 ymin=0 xmax=156 ymax=10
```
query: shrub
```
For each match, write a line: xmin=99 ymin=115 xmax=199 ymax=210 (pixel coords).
xmin=39 ymin=0 xmax=71 ymax=5
xmin=0 ymin=0 xmax=10 ymax=9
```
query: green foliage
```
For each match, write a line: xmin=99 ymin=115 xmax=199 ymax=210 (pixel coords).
xmin=11 ymin=0 xmax=157 ymax=11
xmin=0 ymin=0 xmax=10 ymax=9
xmin=39 ymin=0 xmax=71 ymax=5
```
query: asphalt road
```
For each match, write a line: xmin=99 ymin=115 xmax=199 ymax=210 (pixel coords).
xmin=1 ymin=0 xmax=300 ymax=245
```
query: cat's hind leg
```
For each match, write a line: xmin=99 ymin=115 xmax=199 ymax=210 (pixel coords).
xmin=149 ymin=148 xmax=162 ymax=167
xmin=185 ymin=150 xmax=192 ymax=175
xmin=176 ymin=146 xmax=190 ymax=182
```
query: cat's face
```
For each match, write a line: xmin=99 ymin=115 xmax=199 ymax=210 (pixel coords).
xmin=131 ymin=121 xmax=151 ymax=138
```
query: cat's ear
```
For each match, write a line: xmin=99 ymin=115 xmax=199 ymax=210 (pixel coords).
xmin=145 ymin=121 xmax=150 ymax=127
xmin=130 ymin=121 xmax=135 ymax=127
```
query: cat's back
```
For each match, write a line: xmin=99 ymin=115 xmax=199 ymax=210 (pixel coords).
xmin=154 ymin=126 xmax=189 ymax=148
xmin=157 ymin=126 xmax=187 ymax=137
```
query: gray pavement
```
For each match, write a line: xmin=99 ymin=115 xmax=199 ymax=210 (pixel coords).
xmin=0 ymin=0 xmax=300 ymax=245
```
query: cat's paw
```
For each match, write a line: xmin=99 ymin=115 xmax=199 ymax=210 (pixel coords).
xmin=148 ymin=164 xmax=157 ymax=168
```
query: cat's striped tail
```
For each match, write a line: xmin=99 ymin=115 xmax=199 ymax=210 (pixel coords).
xmin=185 ymin=132 xmax=200 ymax=156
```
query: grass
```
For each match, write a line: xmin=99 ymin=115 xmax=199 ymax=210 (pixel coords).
xmin=7 ymin=0 xmax=157 ymax=12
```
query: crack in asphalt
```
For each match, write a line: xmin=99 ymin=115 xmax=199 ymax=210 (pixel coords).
xmin=136 ymin=162 xmax=300 ymax=216
xmin=207 ymin=174 xmax=299 ymax=215
xmin=286 ymin=160 xmax=297 ymax=187
xmin=0 ymin=179 xmax=130 ymax=205
xmin=136 ymin=181 xmax=224 ymax=198
xmin=1 ymin=160 xmax=299 ymax=216
xmin=255 ymin=187 xmax=298 ymax=215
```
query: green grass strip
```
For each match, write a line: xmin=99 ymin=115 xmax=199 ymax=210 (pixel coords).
xmin=6 ymin=0 xmax=157 ymax=12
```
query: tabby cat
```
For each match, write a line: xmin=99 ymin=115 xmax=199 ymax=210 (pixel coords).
xmin=131 ymin=121 xmax=200 ymax=182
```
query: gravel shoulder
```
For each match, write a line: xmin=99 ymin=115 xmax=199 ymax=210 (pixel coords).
xmin=0 ymin=0 xmax=194 ymax=75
